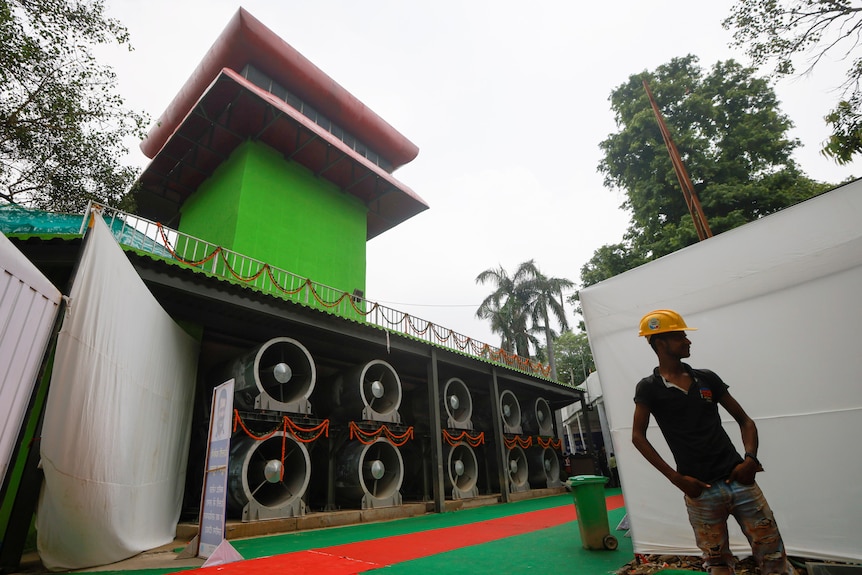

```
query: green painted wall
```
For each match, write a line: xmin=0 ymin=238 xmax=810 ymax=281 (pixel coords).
xmin=178 ymin=141 xmax=367 ymax=308
xmin=177 ymin=148 xmax=245 ymax=251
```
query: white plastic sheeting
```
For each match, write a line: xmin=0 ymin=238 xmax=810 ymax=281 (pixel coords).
xmin=0 ymin=233 xmax=61 ymax=484
xmin=580 ymin=181 xmax=862 ymax=563
xmin=36 ymin=216 xmax=199 ymax=571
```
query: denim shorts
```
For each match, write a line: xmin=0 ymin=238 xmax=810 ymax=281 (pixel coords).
xmin=684 ymin=481 xmax=793 ymax=574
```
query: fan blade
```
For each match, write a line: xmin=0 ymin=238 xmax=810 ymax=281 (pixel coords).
xmin=250 ymin=479 xmax=267 ymax=498
xmin=278 ymin=481 xmax=295 ymax=499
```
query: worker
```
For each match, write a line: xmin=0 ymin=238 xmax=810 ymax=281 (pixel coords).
xmin=631 ymin=309 xmax=794 ymax=575
xmin=608 ymin=452 xmax=619 ymax=488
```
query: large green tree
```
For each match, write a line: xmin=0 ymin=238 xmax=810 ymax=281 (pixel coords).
xmin=0 ymin=0 xmax=149 ymax=211
xmin=552 ymin=331 xmax=594 ymax=387
xmin=583 ymin=54 xmax=830 ymax=288
xmin=724 ymin=0 xmax=862 ymax=164
xmin=578 ymin=240 xmax=645 ymax=291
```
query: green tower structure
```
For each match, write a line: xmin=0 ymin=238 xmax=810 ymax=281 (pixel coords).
xmin=134 ymin=8 xmax=428 ymax=307
xmin=177 ymin=141 xmax=368 ymax=297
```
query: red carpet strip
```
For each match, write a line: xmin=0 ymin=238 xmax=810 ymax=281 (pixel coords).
xmin=181 ymin=494 xmax=624 ymax=575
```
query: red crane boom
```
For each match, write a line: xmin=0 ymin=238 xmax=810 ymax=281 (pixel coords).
xmin=643 ymin=80 xmax=713 ymax=241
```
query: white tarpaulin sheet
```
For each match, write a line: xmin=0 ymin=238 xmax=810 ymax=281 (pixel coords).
xmin=0 ymin=232 xmax=61 ymax=484
xmin=580 ymin=180 xmax=862 ymax=563
xmin=36 ymin=215 xmax=199 ymax=570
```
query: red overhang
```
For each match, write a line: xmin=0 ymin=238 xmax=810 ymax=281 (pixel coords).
xmin=134 ymin=68 xmax=428 ymax=239
xmin=140 ymin=7 xmax=419 ymax=170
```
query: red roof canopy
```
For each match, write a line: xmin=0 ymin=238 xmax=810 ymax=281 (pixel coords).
xmin=141 ymin=8 xmax=418 ymax=169
xmin=135 ymin=8 xmax=427 ymax=239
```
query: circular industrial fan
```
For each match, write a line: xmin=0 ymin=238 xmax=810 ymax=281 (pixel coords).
xmin=228 ymin=432 xmax=311 ymax=514
xmin=506 ymin=445 xmax=529 ymax=490
xmin=500 ymin=390 xmax=522 ymax=432
xmin=533 ymin=397 xmax=553 ymax=436
xmin=359 ymin=360 xmax=402 ymax=420
xmin=443 ymin=378 xmax=473 ymax=428
xmin=528 ymin=446 xmax=561 ymax=487
xmin=359 ymin=438 xmax=404 ymax=501
xmin=255 ymin=337 xmax=316 ymax=406
xmin=446 ymin=441 xmax=478 ymax=496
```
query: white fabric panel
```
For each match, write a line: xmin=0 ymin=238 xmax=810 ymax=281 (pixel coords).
xmin=36 ymin=216 xmax=199 ymax=571
xmin=584 ymin=371 xmax=603 ymax=402
xmin=580 ymin=181 xmax=862 ymax=563
xmin=0 ymin=233 xmax=61 ymax=483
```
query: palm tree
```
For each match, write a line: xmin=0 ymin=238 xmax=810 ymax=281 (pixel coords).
xmin=475 ymin=263 xmax=535 ymax=357
xmin=519 ymin=260 xmax=574 ymax=380
xmin=476 ymin=260 xmax=573 ymax=379
xmin=484 ymin=299 xmax=519 ymax=354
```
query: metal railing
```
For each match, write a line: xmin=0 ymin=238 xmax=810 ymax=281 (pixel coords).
xmin=81 ymin=202 xmax=554 ymax=379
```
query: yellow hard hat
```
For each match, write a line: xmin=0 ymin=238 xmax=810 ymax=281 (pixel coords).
xmin=638 ymin=309 xmax=697 ymax=338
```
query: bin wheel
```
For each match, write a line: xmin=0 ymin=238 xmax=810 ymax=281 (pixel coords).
xmin=603 ymin=534 xmax=619 ymax=550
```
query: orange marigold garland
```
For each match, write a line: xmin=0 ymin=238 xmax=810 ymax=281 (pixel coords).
xmin=537 ymin=436 xmax=562 ymax=450
xmin=348 ymin=421 xmax=414 ymax=447
xmin=504 ymin=435 xmax=533 ymax=450
xmin=157 ymin=223 xmax=221 ymax=267
xmin=442 ymin=429 xmax=485 ymax=447
xmin=232 ymin=410 xmax=329 ymax=443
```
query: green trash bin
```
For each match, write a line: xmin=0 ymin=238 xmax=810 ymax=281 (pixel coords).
xmin=568 ymin=475 xmax=618 ymax=550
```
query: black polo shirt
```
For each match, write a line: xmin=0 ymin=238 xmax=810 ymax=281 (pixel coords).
xmin=634 ymin=364 xmax=743 ymax=483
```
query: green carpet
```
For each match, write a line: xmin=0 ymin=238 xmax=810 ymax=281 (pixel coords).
xmin=232 ymin=491 xmax=599 ymax=557
xmin=72 ymin=489 xmax=630 ymax=575
xmin=372 ymin=506 xmax=630 ymax=575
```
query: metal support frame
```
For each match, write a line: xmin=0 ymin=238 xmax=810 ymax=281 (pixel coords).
xmin=426 ymin=348 xmax=445 ymax=513
xmin=643 ymin=79 xmax=713 ymax=242
xmin=489 ymin=368 xmax=510 ymax=503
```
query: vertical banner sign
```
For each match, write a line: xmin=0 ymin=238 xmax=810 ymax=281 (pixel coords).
xmin=198 ymin=379 xmax=235 ymax=558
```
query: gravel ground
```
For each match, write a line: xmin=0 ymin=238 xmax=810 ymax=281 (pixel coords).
xmin=615 ymin=554 xmax=805 ymax=574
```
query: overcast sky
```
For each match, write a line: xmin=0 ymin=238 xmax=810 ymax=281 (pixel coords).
xmin=102 ymin=1 xmax=859 ymax=347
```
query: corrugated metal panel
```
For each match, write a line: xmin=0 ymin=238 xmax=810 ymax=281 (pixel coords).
xmin=0 ymin=232 xmax=61 ymax=481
